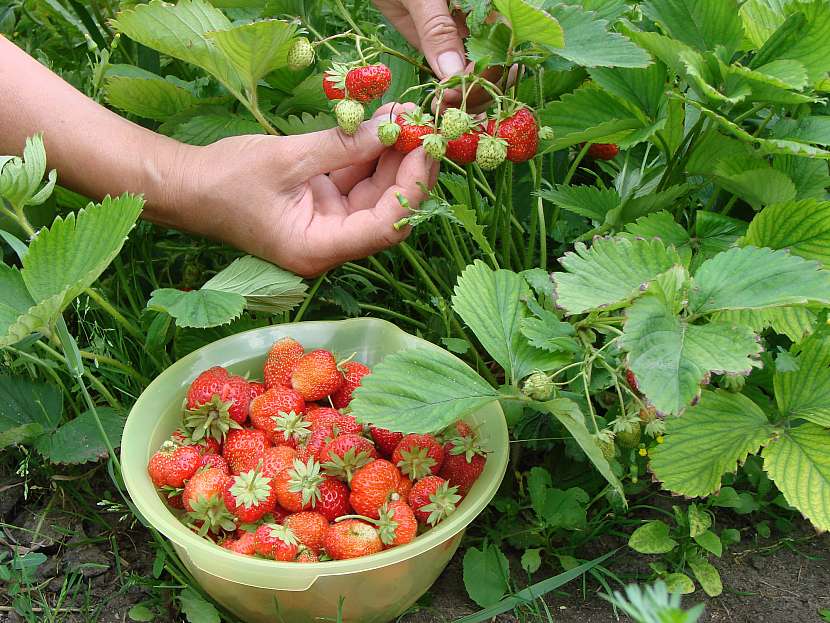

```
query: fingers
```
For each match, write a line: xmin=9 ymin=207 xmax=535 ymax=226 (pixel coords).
xmin=329 ymin=160 xmax=378 ymax=195
xmin=344 ymin=150 xmax=405 ymax=213
xmin=406 ymin=0 xmax=466 ymax=79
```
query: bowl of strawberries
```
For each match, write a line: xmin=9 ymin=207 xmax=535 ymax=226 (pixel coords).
xmin=121 ymin=317 xmax=509 ymax=623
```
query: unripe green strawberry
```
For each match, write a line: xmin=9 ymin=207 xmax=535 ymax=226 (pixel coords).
xmin=440 ymin=108 xmax=472 ymax=140
xmin=335 ymin=99 xmax=364 ymax=136
xmin=378 ymin=121 xmax=401 ymax=146
xmin=287 ymin=37 xmax=314 ymax=70
xmin=612 ymin=413 xmax=642 ymax=448
xmin=522 ymin=371 xmax=554 ymax=401
xmin=422 ymin=133 xmax=447 ymax=160
xmin=595 ymin=431 xmax=616 ymax=461
xmin=476 ymin=135 xmax=508 ymax=170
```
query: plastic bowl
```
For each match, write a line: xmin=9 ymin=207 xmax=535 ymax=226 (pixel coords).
xmin=122 ymin=318 xmax=509 ymax=623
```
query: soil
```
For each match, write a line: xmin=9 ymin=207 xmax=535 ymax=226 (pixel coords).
xmin=1 ymin=473 xmax=828 ymax=623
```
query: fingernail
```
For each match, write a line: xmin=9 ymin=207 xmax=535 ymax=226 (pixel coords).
xmin=437 ymin=51 xmax=465 ymax=78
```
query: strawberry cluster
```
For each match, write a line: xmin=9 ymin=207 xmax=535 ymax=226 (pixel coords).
xmin=326 ymin=62 xmax=393 ymax=135
xmin=146 ymin=338 xmax=488 ymax=562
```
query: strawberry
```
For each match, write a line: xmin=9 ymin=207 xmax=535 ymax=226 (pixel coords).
xmin=522 ymin=371 xmax=554 ymax=401
xmin=284 ymin=511 xmax=329 ymax=552
xmin=271 ymin=504 xmax=291 ymax=525
xmin=250 ymin=387 xmax=307 ymax=439
xmin=317 ymin=476 xmax=351 ymax=521
xmin=248 ymin=381 xmax=266 ymax=401
xmin=287 ymin=36 xmax=314 ymax=71
xmin=314 ymin=409 xmax=362 ymax=436
xmin=148 ymin=444 xmax=200 ymax=488
xmin=324 ymin=519 xmax=382 ymax=560
xmin=349 ymin=459 xmax=401 ymax=519
xmin=586 ymin=142 xmax=619 ymax=160
xmin=184 ymin=367 xmax=251 ymax=442
xmin=167 ymin=493 xmax=184 ymax=509
xmin=377 ymin=497 xmax=418 ymax=547
xmin=273 ymin=458 xmax=325 ymax=512
xmin=408 ymin=475 xmax=461 ymax=526
xmin=263 ymin=337 xmax=305 ymax=389
xmin=626 ymin=369 xmax=639 ymax=393
xmin=476 ymin=134 xmax=508 ymax=170
xmin=291 ymin=350 xmax=343 ymax=401
xmin=260 ymin=445 xmax=298 ymax=478
xmin=369 ymin=426 xmax=404 ymax=458
xmin=320 ymin=434 xmax=377 ymax=482
xmin=393 ymin=109 xmax=435 ymax=154
xmin=392 ymin=434 xmax=444 ymax=480
xmin=438 ymin=436 xmax=486 ymax=496
xmin=148 ymin=446 xmax=173 ymax=488
xmin=254 ymin=523 xmax=299 ymax=561
xmin=199 ymin=453 xmax=230 ymax=473
xmin=222 ymin=466 xmax=277 ymax=523
xmin=183 ymin=468 xmax=237 ymax=536
xmin=295 ymin=547 xmax=319 ymax=563
xmin=396 ymin=476 xmax=413 ymax=500
xmin=222 ymin=428 xmax=270 ymax=475
xmin=335 ymin=99 xmax=364 ymax=136
xmin=422 ymin=133 xmax=447 ymax=160
xmin=446 ymin=130 xmax=482 ymax=165
xmin=612 ymin=413 xmax=642 ymax=448
xmin=345 ymin=64 xmax=391 ymax=103
xmin=220 ymin=530 xmax=256 ymax=556
xmin=322 ymin=64 xmax=348 ymax=101
xmin=298 ymin=422 xmax=335 ymax=463
xmin=170 ymin=429 xmax=220 ymax=455
xmin=486 ymin=107 xmax=538 ymax=163
xmin=330 ymin=361 xmax=371 ymax=409
xmin=440 ymin=108 xmax=473 ymax=141
xmin=378 ymin=120 xmax=401 ymax=146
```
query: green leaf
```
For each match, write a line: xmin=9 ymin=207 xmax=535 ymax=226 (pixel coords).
xmin=687 ymin=503 xmax=712 ymax=537
xmin=772 ymin=116 xmax=830 ymax=146
xmin=466 ymin=22 xmax=512 ymax=66
xmin=201 ymin=255 xmax=306 ymax=313
xmin=689 ymin=246 xmax=830 ymax=314
xmin=463 ymin=544 xmax=511 ymax=608
xmin=711 ymin=158 xmax=796 ymax=210
xmin=552 ymin=237 xmax=681 ymax=315
xmin=539 ymin=487 xmax=589 ymax=530
xmin=147 ymin=288 xmax=245 ymax=329
xmin=693 ymin=530 xmax=723 ymax=557
xmin=179 ymin=588 xmax=220 ymax=623
xmin=628 ymin=520 xmax=678 ymax=554
xmin=762 ymin=423 xmax=830 ymax=531
xmin=206 ymin=19 xmax=297 ymax=89
xmin=688 ymin=557 xmax=722 ymax=596
xmin=493 ymin=0 xmax=564 ymax=48
xmin=521 ymin=548 xmax=542 ymax=575
xmin=272 ymin=112 xmax=335 ymax=135
xmin=0 ymin=134 xmax=56 ymax=209
xmin=743 ymin=200 xmax=830 ymax=268
xmin=773 ymin=155 xmax=830 ymax=201
xmin=34 ymin=408 xmax=125 ymax=464
xmin=0 ymin=375 xmax=61 ymax=449
xmin=663 ymin=573 xmax=696 ymax=595
xmin=589 ymin=63 xmax=669 ymax=119
xmin=0 ymin=263 xmax=43 ymax=347
xmin=452 ymin=261 xmax=555 ymax=383
xmin=520 ymin=310 xmax=579 ymax=355
xmin=775 ymin=331 xmax=830 ymax=427
xmin=616 ymin=184 xmax=692 ymax=226
xmin=740 ymin=0 xmax=789 ymax=49
xmin=168 ymin=113 xmax=264 ymax=146
xmin=623 ymin=212 xmax=690 ymax=249
xmin=128 ymin=605 xmax=154 ymax=622
xmin=650 ymin=391 xmax=775 ymax=497
xmin=694 ymin=211 xmax=747 ymax=260
xmin=350 ymin=347 xmax=499 ymax=434
xmin=112 ymin=0 xmax=240 ymax=92
xmin=451 ymin=203 xmax=495 ymax=258
xmin=539 ymin=184 xmax=620 ymax=221
xmin=641 ymin=0 xmax=744 ymax=54
xmin=715 ymin=306 xmax=817 ymax=342
xmin=546 ymin=4 xmax=650 ymax=68
xmin=535 ymin=398 xmax=625 ymax=499
xmin=105 ymin=74 xmax=199 ymax=121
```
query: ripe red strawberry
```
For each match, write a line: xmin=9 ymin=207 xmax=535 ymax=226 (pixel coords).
xmin=291 ymin=350 xmax=343 ymax=401
xmin=270 ymin=504 xmax=291 ymax=525
xmin=438 ymin=436 xmax=487 ymax=496
xmin=273 ymin=458 xmax=325 ymax=512
xmin=185 ymin=367 xmax=251 ymax=441
xmin=408 ymin=475 xmax=461 ymax=526
xmin=148 ymin=444 xmax=200 ymax=488
xmin=295 ymin=548 xmax=319 ymax=563
xmin=586 ymin=142 xmax=619 ymax=160
xmin=254 ymin=523 xmax=299 ymax=561
xmin=345 ymin=64 xmax=391 ymax=103
xmin=222 ymin=428 xmax=270 ymax=475
xmin=260 ymin=445 xmax=298 ymax=478
xmin=320 ymin=434 xmax=377 ymax=482
xmin=317 ymin=476 xmax=351 ymax=521
xmin=148 ymin=447 xmax=174 ymax=488
xmin=324 ymin=519 xmax=383 ymax=560
xmin=446 ymin=130 xmax=483 ymax=165
xmin=349 ymin=459 xmax=401 ymax=519
xmin=220 ymin=530 xmax=256 ymax=556
xmin=392 ymin=434 xmax=445 ymax=480
xmin=323 ymin=71 xmax=346 ymax=100
xmin=170 ymin=429 xmax=220 ymax=455
xmin=298 ymin=422 xmax=334 ymax=463
xmin=199 ymin=453 xmax=230 ymax=474
xmin=377 ymin=497 xmax=418 ymax=547
xmin=393 ymin=109 xmax=435 ymax=154
xmin=248 ymin=381 xmax=266 ymax=401
xmin=250 ymin=387 xmax=307 ymax=441
xmin=284 ymin=511 xmax=329 ymax=553
xmin=370 ymin=426 xmax=404 ymax=458
xmin=314 ymin=409 xmax=362 ymax=436
xmin=183 ymin=468 xmax=237 ymax=536
xmin=396 ymin=476 xmax=413 ymax=500
xmin=487 ymin=107 xmax=539 ymax=163
xmin=626 ymin=369 xmax=639 ymax=393
xmin=222 ymin=466 xmax=277 ymax=523
xmin=166 ymin=493 xmax=184 ymax=509
xmin=263 ymin=337 xmax=305 ymax=389
xmin=330 ymin=361 xmax=371 ymax=409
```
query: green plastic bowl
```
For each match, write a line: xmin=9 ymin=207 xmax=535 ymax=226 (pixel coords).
xmin=122 ymin=318 xmax=509 ymax=623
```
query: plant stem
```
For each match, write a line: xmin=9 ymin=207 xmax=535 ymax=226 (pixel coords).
xmin=84 ymin=288 xmax=144 ymax=343
xmin=246 ymin=86 xmax=279 ymax=136
xmin=292 ymin=272 xmax=326 ymax=322
xmin=502 ymin=163 xmax=513 ymax=271
xmin=331 ymin=0 xmax=363 ymax=36
xmin=564 ymin=143 xmax=590 ymax=186
xmin=354 ymin=303 xmax=427 ymax=329
xmin=441 ymin=218 xmax=467 ymax=274
xmin=79 ymin=350 xmax=149 ymax=385
xmin=366 ymin=256 xmax=418 ymax=300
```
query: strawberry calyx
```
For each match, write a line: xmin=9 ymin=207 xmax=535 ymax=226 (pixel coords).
xmin=186 ymin=494 xmax=237 ymax=536
xmin=420 ymin=481 xmax=461 ymax=526
xmin=267 ymin=522 xmax=299 ymax=547
xmin=272 ymin=411 xmax=312 ymax=445
xmin=447 ymin=435 xmax=487 ymax=464
xmin=228 ymin=465 xmax=273 ymax=509
xmin=287 ymin=458 xmax=325 ymax=508
xmin=184 ymin=395 xmax=242 ymax=442
xmin=321 ymin=447 xmax=374 ymax=483
xmin=324 ymin=62 xmax=349 ymax=92
xmin=400 ymin=108 xmax=434 ymax=127
xmin=396 ymin=446 xmax=437 ymax=480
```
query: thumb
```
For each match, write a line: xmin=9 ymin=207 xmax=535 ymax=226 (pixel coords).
xmin=408 ymin=0 xmax=466 ymax=79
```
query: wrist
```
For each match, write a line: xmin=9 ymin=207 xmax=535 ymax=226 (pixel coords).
xmin=139 ymin=133 xmax=201 ymax=228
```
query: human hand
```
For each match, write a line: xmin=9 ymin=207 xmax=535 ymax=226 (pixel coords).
xmin=154 ymin=104 xmax=438 ymax=277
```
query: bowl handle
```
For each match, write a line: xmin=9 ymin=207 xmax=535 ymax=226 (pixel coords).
xmin=185 ymin=547 xmax=321 ymax=591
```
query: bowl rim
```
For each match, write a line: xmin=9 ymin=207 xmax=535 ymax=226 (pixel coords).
xmin=122 ymin=318 xmax=509 ymax=581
